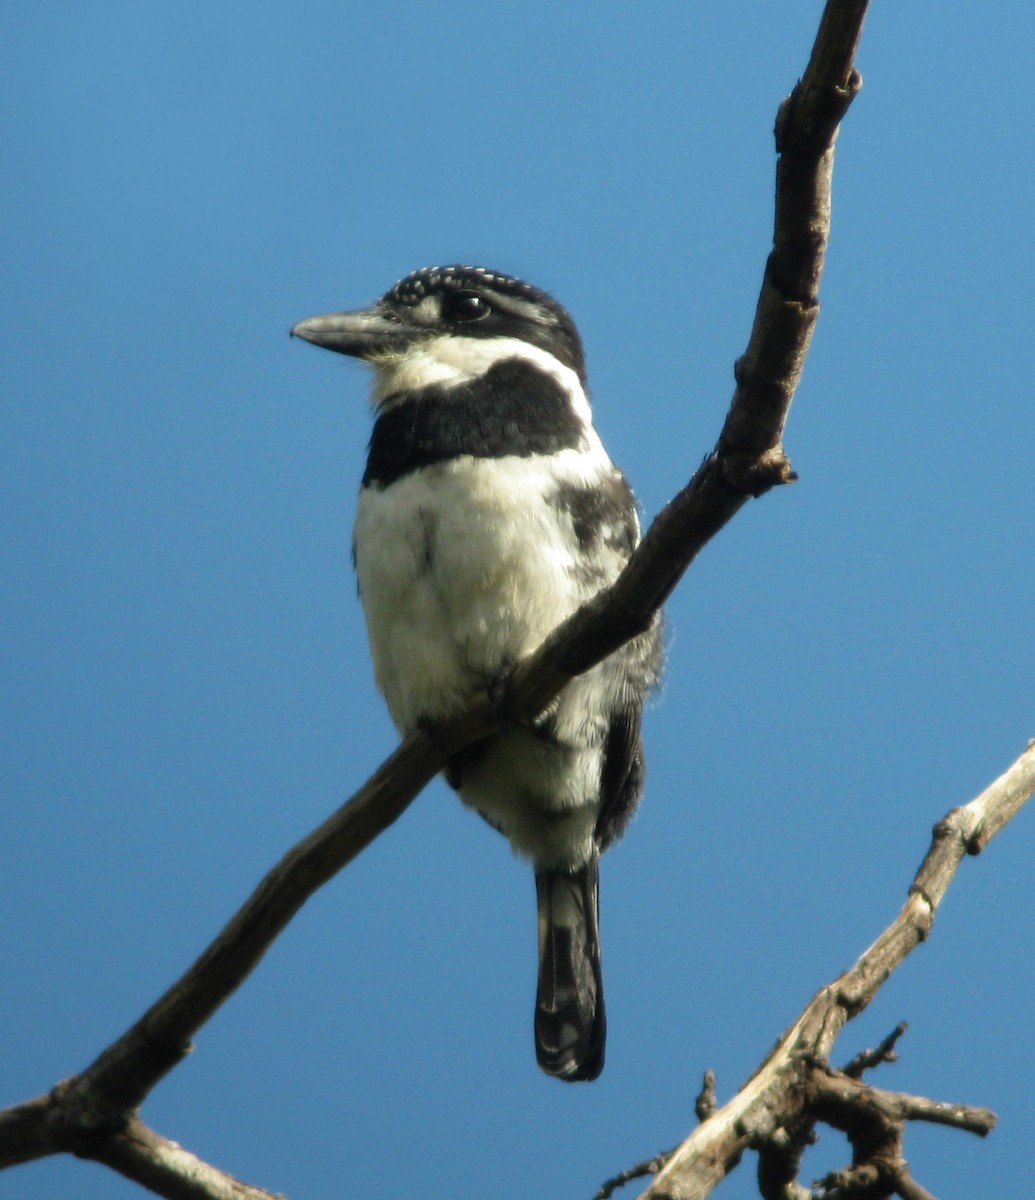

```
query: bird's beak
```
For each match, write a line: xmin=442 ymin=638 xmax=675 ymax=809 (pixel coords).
xmin=290 ymin=307 xmax=408 ymax=359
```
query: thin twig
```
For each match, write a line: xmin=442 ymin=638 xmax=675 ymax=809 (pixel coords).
xmin=842 ymin=1022 xmax=908 ymax=1079
xmin=695 ymin=1070 xmax=718 ymax=1122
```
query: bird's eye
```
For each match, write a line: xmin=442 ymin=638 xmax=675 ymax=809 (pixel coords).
xmin=443 ymin=291 xmax=492 ymax=322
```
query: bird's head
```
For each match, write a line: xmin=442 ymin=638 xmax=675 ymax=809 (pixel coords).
xmin=291 ymin=266 xmax=587 ymax=403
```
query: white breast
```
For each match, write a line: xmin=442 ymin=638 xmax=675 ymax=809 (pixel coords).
xmin=353 ymin=444 xmax=615 ymax=735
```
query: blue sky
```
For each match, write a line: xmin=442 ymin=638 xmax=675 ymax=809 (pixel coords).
xmin=2 ymin=4 xmax=1032 ymax=1199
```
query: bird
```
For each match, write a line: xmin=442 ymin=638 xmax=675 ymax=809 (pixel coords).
xmin=291 ymin=265 xmax=662 ymax=1081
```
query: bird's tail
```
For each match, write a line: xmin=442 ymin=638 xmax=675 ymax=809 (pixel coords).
xmin=534 ymin=859 xmax=605 ymax=1082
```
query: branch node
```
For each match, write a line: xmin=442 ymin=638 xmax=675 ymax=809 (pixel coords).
xmin=721 ymin=446 xmax=798 ymax=497
xmin=802 ymin=1055 xmax=997 ymax=1198
xmin=47 ymin=1078 xmax=130 ymax=1156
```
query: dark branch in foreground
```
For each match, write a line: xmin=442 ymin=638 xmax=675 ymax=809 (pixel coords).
xmin=0 ymin=0 xmax=833 ymax=1161
xmin=0 ymin=0 xmax=845 ymax=1184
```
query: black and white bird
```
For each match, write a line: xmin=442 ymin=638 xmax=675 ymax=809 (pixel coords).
xmin=292 ymin=266 xmax=661 ymax=1081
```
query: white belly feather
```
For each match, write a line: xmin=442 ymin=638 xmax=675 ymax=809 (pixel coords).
xmin=353 ymin=446 xmax=630 ymax=868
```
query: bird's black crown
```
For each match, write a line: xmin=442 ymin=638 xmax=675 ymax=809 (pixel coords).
xmin=382 ymin=265 xmax=586 ymax=382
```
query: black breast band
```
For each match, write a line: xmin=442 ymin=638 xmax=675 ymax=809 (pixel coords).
xmin=362 ymin=359 xmax=584 ymax=488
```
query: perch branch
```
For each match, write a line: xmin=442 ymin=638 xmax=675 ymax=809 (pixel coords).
xmin=1 ymin=0 xmax=877 ymax=1196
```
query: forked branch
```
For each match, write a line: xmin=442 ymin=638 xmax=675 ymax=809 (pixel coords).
xmin=626 ymin=742 xmax=1034 ymax=1200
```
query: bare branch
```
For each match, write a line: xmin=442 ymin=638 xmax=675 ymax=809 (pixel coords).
xmin=95 ymin=1119 xmax=286 ymax=1200
xmin=634 ymin=741 xmax=1034 ymax=1199
xmin=0 ymin=1093 xmax=52 ymax=1169
xmin=810 ymin=1067 xmax=997 ymax=1138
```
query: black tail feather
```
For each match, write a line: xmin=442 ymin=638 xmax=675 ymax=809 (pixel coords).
xmin=534 ymin=860 xmax=605 ymax=1082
